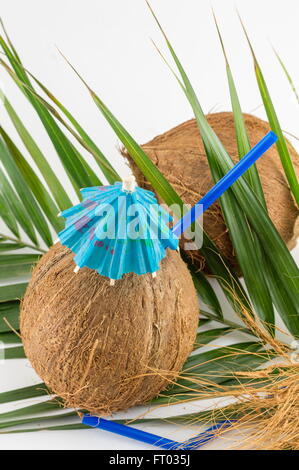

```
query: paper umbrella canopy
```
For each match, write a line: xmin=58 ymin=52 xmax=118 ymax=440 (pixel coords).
xmin=56 ymin=131 xmax=277 ymax=282
xmin=57 ymin=179 xmax=179 ymax=282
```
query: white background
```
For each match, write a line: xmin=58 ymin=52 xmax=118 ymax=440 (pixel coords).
xmin=0 ymin=0 xmax=298 ymax=450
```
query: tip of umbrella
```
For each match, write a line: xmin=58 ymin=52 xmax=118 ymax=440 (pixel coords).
xmin=122 ymin=175 xmax=137 ymax=193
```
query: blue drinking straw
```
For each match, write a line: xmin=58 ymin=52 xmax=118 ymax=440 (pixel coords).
xmin=172 ymin=131 xmax=278 ymax=237
xmin=82 ymin=415 xmax=232 ymax=449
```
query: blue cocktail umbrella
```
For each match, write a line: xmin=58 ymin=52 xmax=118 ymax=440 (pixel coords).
xmin=56 ymin=131 xmax=277 ymax=283
xmin=56 ymin=178 xmax=178 ymax=284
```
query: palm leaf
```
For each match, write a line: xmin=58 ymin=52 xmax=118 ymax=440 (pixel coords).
xmin=0 ymin=399 xmax=63 ymax=420
xmin=214 ymin=14 xmax=265 ymax=204
xmin=0 ymin=37 xmax=100 ymax=196
xmin=0 ymin=126 xmax=63 ymax=233
xmin=147 ymin=3 xmax=299 ymax=337
xmin=0 ymin=241 xmax=26 ymax=251
xmin=0 ymin=301 xmax=20 ymax=332
xmin=195 ymin=327 xmax=232 ymax=347
xmin=273 ymin=48 xmax=299 ymax=106
xmin=0 ymin=146 xmax=37 ymax=244
xmin=0 ymin=332 xmax=21 ymax=344
xmin=238 ymin=16 xmax=299 ymax=206
xmin=0 ymin=136 xmax=53 ymax=247
xmin=2 ymin=346 xmax=25 ymax=359
xmin=185 ymin=260 xmax=222 ymax=318
xmin=200 ymin=310 xmax=254 ymax=337
xmin=0 ymin=423 xmax=88 ymax=433
xmin=212 ymin=26 xmax=295 ymax=334
xmin=0 ymin=383 xmax=49 ymax=404
xmin=0 ymin=411 xmax=77 ymax=431
xmin=0 ymin=58 xmax=119 ymax=188
xmin=149 ymin=5 xmax=276 ymax=332
xmin=0 ymin=92 xmax=72 ymax=211
xmin=0 ymin=283 xmax=27 ymax=302
xmin=0 ymin=254 xmax=39 ymax=281
xmin=153 ymin=342 xmax=268 ymax=404
xmin=28 ymin=69 xmax=119 ymax=184
xmin=0 ymin=398 xmax=78 ymax=431
xmin=0 ymin=192 xmax=19 ymax=237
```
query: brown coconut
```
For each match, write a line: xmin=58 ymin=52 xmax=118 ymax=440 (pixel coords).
xmin=21 ymin=243 xmax=199 ymax=415
xmin=125 ymin=112 xmax=299 ymax=273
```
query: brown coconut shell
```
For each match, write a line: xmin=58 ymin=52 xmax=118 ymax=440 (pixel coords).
xmin=125 ymin=112 xmax=299 ymax=273
xmin=21 ymin=243 xmax=199 ymax=415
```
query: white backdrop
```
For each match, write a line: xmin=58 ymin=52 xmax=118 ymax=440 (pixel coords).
xmin=0 ymin=0 xmax=298 ymax=450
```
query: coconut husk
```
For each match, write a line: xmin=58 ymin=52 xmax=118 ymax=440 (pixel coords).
xmin=20 ymin=243 xmax=199 ymax=415
xmin=125 ymin=112 xmax=299 ymax=273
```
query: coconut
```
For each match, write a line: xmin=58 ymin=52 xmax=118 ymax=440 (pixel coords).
xmin=126 ymin=112 xmax=299 ymax=273
xmin=21 ymin=243 xmax=199 ymax=415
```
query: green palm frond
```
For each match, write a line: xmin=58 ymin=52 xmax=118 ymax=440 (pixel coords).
xmin=273 ymin=48 xmax=299 ymax=106
xmin=147 ymin=2 xmax=299 ymax=337
xmin=0 ymin=92 xmax=72 ymax=211
xmin=238 ymin=15 xmax=299 ymax=206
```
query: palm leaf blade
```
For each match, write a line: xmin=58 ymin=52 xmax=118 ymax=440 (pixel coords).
xmin=0 ymin=135 xmax=53 ymax=246
xmin=0 ymin=383 xmax=49 ymax=404
xmin=2 ymin=346 xmax=25 ymax=359
xmin=0 ymin=332 xmax=21 ymax=344
xmin=274 ymin=49 xmax=299 ymax=105
xmin=214 ymin=16 xmax=266 ymax=205
xmin=0 ymin=301 xmax=20 ymax=332
xmin=0 ymin=283 xmax=27 ymax=303
xmin=0 ymin=39 xmax=99 ymax=194
xmin=0 ymin=192 xmax=19 ymax=237
xmin=0 ymin=242 xmax=26 ymax=251
xmin=0 ymin=145 xmax=37 ymax=244
xmin=29 ymin=71 xmax=120 ymax=184
xmin=0 ymin=127 xmax=62 ymax=233
xmin=1 ymin=93 xmax=72 ymax=211
xmin=150 ymin=6 xmax=277 ymax=331
xmin=147 ymin=6 xmax=299 ymax=336
xmin=238 ymin=18 xmax=299 ymax=205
